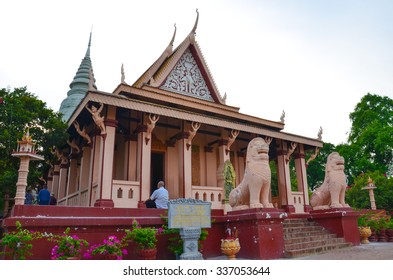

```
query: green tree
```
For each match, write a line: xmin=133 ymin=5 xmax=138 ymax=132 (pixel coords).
xmin=347 ymin=93 xmax=393 ymax=177
xmin=0 ymin=87 xmax=67 ymax=212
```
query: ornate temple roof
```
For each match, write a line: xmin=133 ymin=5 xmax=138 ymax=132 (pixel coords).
xmin=59 ymin=32 xmax=97 ymax=121
xmin=65 ymin=14 xmax=322 ymax=149
xmin=132 ymin=10 xmax=225 ymax=104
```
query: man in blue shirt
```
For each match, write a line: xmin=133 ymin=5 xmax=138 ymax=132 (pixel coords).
xmin=145 ymin=181 xmax=168 ymax=209
xmin=38 ymin=184 xmax=51 ymax=205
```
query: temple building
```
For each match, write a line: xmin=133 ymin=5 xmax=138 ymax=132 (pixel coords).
xmin=53 ymin=12 xmax=323 ymax=214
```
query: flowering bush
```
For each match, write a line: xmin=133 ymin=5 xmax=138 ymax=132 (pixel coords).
xmin=123 ymin=220 xmax=162 ymax=250
xmin=0 ymin=221 xmax=42 ymax=260
xmin=49 ymin=227 xmax=88 ymax=260
xmin=84 ymin=235 xmax=127 ymax=260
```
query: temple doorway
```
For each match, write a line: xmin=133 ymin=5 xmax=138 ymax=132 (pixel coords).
xmin=150 ymin=152 xmax=165 ymax=195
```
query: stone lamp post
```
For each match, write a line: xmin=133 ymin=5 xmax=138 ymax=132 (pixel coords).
xmin=362 ymin=177 xmax=377 ymax=210
xmin=11 ymin=129 xmax=44 ymax=205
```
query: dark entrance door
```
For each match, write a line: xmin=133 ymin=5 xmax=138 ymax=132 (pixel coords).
xmin=151 ymin=152 xmax=164 ymax=195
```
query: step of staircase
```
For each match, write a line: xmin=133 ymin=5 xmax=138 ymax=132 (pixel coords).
xmin=283 ymin=218 xmax=352 ymax=258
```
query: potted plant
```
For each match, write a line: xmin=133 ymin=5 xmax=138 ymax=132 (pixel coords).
xmin=367 ymin=218 xmax=379 ymax=242
xmin=0 ymin=221 xmax=42 ymax=260
xmin=376 ymin=217 xmax=388 ymax=242
xmin=357 ymin=214 xmax=371 ymax=244
xmin=123 ymin=220 xmax=161 ymax=260
xmin=386 ymin=218 xmax=393 ymax=242
xmin=84 ymin=235 xmax=127 ymax=260
xmin=48 ymin=227 xmax=88 ymax=260
xmin=223 ymin=160 xmax=236 ymax=201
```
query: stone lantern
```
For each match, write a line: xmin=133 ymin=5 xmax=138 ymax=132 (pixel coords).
xmin=11 ymin=128 xmax=44 ymax=205
xmin=362 ymin=177 xmax=377 ymax=210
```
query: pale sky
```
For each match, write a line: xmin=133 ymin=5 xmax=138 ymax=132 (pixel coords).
xmin=1 ymin=0 xmax=392 ymax=145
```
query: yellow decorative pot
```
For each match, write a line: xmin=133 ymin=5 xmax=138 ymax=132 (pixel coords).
xmin=359 ymin=226 xmax=371 ymax=244
xmin=220 ymin=238 xmax=241 ymax=260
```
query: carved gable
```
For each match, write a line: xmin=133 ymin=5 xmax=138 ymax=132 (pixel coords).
xmin=160 ymin=49 xmax=214 ymax=102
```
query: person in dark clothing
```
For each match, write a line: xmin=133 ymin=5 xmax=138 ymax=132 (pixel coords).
xmin=50 ymin=193 xmax=57 ymax=205
xmin=38 ymin=185 xmax=50 ymax=205
xmin=25 ymin=188 xmax=34 ymax=205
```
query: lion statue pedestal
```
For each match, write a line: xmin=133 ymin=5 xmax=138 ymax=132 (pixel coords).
xmin=229 ymin=137 xmax=274 ymax=210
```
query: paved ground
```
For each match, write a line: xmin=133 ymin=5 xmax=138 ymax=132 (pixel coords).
xmin=291 ymin=242 xmax=393 ymax=260
xmin=209 ymin=242 xmax=393 ymax=260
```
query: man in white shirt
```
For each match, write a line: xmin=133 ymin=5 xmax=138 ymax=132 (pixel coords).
xmin=145 ymin=181 xmax=168 ymax=209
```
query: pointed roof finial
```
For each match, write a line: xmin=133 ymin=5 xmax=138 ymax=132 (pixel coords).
xmin=171 ymin=23 xmax=177 ymax=46
xmin=121 ymin=63 xmax=125 ymax=84
xmin=86 ymin=29 xmax=92 ymax=57
xmin=163 ymin=24 xmax=177 ymax=57
xmin=192 ymin=8 xmax=199 ymax=35
xmin=317 ymin=126 xmax=323 ymax=140
xmin=59 ymin=30 xmax=97 ymax=121
xmin=280 ymin=110 xmax=286 ymax=123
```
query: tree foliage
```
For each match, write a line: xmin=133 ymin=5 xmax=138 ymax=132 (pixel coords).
xmin=0 ymin=87 xmax=68 ymax=212
xmin=347 ymin=93 xmax=393 ymax=176
xmin=307 ymin=93 xmax=393 ymax=212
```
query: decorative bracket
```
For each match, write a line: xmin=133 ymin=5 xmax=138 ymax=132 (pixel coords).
xmin=306 ymin=147 xmax=320 ymax=167
xmin=67 ymin=138 xmax=81 ymax=155
xmin=186 ymin=122 xmax=201 ymax=150
xmin=226 ymin=130 xmax=239 ymax=155
xmin=85 ymin=102 xmax=106 ymax=136
xmin=145 ymin=114 xmax=159 ymax=145
xmin=264 ymin=137 xmax=273 ymax=145
xmin=73 ymin=121 xmax=92 ymax=145
xmin=285 ymin=142 xmax=297 ymax=164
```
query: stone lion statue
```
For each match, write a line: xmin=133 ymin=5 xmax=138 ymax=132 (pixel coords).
xmin=229 ymin=137 xmax=274 ymax=210
xmin=310 ymin=152 xmax=350 ymax=210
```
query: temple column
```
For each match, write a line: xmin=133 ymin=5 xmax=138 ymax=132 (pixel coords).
xmin=58 ymin=161 xmax=69 ymax=200
xmin=178 ymin=132 xmax=192 ymax=199
xmin=66 ymin=154 xmax=78 ymax=196
xmin=51 ymin=164 xmax=60 ymax=198
xmin=94 ymin=115 xmax=118 ymax=207
xmin=79 ymin=145 xmax=92 ymax=191
xmin=166 ymin=140 xmax=178 ymax=199
xmin=79 ymin=145 xmax=92 ymax=206
xmin=276 ymin=140 xmax=294 ymax=213
xmin=204 ymin=146 xmax=215 ymax=186
xmin=294 ymin=144 xmax=311 ymax=212
xmin=236 ymin=151 xmax=245 ymax=186
xmin=136 ymin=124 xmax=151 ymax=206
xmin=46 ymin=168 xmax=54 ymax=193
xmin=136 ymin=113 xmax=159 ymax=207
xmin=126 ymin=135 xmax=137 ymax=181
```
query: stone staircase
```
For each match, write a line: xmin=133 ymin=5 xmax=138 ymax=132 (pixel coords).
xmin=283 ymin=218 xmax=352 ymax=258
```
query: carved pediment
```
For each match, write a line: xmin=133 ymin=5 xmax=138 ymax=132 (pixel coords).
xmin=160 ymin=49 xmax=214 ymax=101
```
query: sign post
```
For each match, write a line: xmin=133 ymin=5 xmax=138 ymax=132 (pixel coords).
xmin=168 ymin=198 xmax=211 ymax=260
